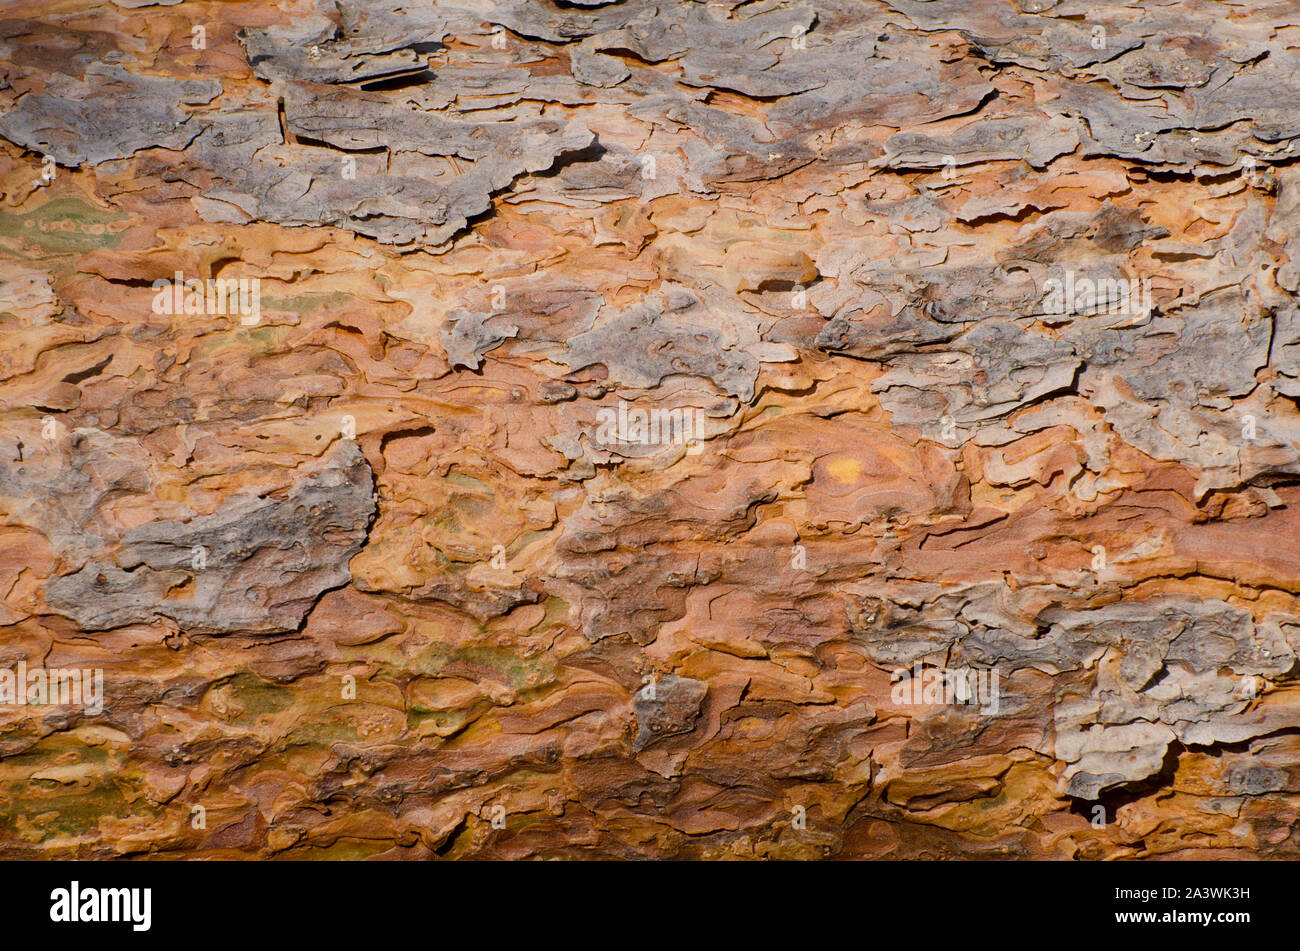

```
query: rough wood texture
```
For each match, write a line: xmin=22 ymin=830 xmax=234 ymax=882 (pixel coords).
xmin=2 ymin=0 xmax=1300 ymax=859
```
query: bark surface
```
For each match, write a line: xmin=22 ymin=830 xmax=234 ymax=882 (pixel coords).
xmin=1 ymin=0 xmax=1299 ymax=858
